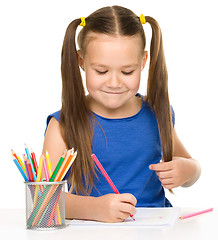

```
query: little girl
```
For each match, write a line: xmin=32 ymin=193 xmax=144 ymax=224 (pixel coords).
xmin=43 ymin=5 xmax=201 ymax=223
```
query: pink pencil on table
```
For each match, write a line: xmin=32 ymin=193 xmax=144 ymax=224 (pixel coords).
xmin=179 ymin=208 xmax=213 ymax=220
xmin=91 ymin=154 xmax=135 ymax=221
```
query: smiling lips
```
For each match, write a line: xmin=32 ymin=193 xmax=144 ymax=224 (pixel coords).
xmin=103 ymin=91 xmax=126 ymax=95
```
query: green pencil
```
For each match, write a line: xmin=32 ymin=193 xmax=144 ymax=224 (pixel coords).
xmin=49 ymin=151 xmax=66 ymax=182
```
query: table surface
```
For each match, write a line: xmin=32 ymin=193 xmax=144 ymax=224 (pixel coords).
xmin=0 ymin=208 xmax=216 ymax=240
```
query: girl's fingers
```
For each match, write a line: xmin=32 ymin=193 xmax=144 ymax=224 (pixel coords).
xmin=120 ymin=202 xmax=136 ymax=216
xmin=120 ymin=193 xmax=137 ymax=206
xmin=162 ymin=183 xmax=176 ymax=189
xmin=156 ymin=170 xmax=174 ymax=179
xmin=149 ymin=161 xmax=173 ymax=172
xmin=118 ymin=211 xmax=132 ymax=221
xmin=159 ymin=177 xmax=174 ymax=185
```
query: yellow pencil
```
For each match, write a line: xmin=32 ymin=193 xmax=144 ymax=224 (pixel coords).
xmin=37 ymin=154 xmax=44 ymax=182
xmin=46 ymin=151 xmax=62 ymax=225
xmin=33 ymin=155 xmax=44 ymax=208
xmin=46 ymin=151 xmax=53 ymax=178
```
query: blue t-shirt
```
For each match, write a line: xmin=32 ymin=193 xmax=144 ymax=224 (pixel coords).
xmin=46 ymin=96 xmax=175 ymax=207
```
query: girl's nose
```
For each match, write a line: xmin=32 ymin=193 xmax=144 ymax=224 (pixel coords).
xmin=107 ymin=73 xmax=122 ymax=88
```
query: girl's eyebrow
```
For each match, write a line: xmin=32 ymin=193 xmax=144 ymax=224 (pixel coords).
xmin=122 ymin=64 xmax=139 ymax=68
xmin=90 ymin=63 xmax=139 ymax=68
xmin=90 ymin=63 xmax=108 ymax=68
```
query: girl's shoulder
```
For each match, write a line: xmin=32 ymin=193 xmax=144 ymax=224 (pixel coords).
xmin=47 ymin=110 xmax=61 ymax=125
xmin=45 ymin=110 xmax=61 ymax=135
xmin=136 ymin=93 xmax=175 ymax=127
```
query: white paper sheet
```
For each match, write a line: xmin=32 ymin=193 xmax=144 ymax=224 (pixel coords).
xmin=69 ymin=207 xmax=180 ymax=227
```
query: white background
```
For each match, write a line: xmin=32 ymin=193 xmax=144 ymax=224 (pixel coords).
xmin=0 ymin=0 xmax=217 ymax=209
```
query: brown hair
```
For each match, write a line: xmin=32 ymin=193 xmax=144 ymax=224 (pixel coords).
xmin=60 ymin=5 xmax=173 ymax=195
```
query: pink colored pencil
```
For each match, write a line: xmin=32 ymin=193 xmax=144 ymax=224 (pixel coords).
xmin=43 ymin=155 xmax=50 ymax=181
xmin=91 ymin=154 xmax=135 ymax=221
xmin=179 ymin=208 xmax=213 ymax=220
xmin=91 ymin=154 xmax=119 ymax=194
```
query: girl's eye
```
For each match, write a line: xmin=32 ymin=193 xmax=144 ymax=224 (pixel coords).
xmin=96 ymin=70 xmax=108 ymax=75
xmin=122 ymin=70 xmax=134 ymax=75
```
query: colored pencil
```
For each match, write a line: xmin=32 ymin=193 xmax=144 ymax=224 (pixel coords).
xmin=44 ymin=150 xmax=63 ymax=224
xmin=31 ymin=148 xmax=38 ymax=174
xmin=46 ymin=151 xmax=53 ymax=177
xmin=43 ymin=155 xmax=50 ymax=181
xmin=34 ymin=155 xmax=44 ymax=205
xmin=91 ymin=154 xmax=119 ymax=193
xmin=54 ymin=150 xmax=72 ymax=182
xmin=24 ymin=158 xmax=30 ymax=181
xmin=49 ymin=151 xmax=67 ymax=182
xmin=13 ymin=159 xmax=28 ymax=182
xmin=27 ymin=184 xmax=54 ymax=226
xmin=179 ymin=208 xmax=213 ymax=220
xmin=91 ymin=154 xmax=135 ymax=221
xmin=47 ymin=185 xmax=62 ymax=226
xmin=38 ymin=186 xmax=60 ymax=227
xmin=25 ymin=144 xmax=37 ymax=181
xmin=57 ymin=151 xmax=77 ymax=181
xmin=11 ymin=149 xmax=26 ymax=174
xmin=37 ymin=154 xmax=44 ymax=182
xmin=27 ymin=159 xmax=34 ymax=182
xmin=13 ymin=146 xmax=69 ymax=227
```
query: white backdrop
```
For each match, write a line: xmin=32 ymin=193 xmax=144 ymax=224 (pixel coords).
xmin=1 ymin=0 xmax=217 ymax=209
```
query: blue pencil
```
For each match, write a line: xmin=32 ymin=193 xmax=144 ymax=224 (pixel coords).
xmin=25 ymin=144 xmax=37 ymax=181
xmin=13 ymin=159 xmax=28 ymax=182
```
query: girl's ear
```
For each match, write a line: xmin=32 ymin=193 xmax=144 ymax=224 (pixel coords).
xmin=77 ymin=50 xmax=85 ymax=71
xmin=141 ymin=51 xmax=148 ymax=71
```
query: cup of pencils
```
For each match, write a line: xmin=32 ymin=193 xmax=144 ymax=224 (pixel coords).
xmin=12 ymin=145 xmax=77 ymax=230
xmin=25 ymin=181 xmax=66 ymax=230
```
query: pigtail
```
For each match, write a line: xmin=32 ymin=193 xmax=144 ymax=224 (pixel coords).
xmin=60 ymin=19 xmax=95 ymax=194
xmin=145 ymin=16 xmax=173 ymax=162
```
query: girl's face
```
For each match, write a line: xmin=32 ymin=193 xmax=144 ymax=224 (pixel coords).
xmin=78 ymin=33 xmax=147 ymax=118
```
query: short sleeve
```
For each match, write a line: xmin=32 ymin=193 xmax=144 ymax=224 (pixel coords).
xmin=44 ymin=110 xmax=61 ymax=135
xmin=170 ymin=106 xmax=175 ymax=128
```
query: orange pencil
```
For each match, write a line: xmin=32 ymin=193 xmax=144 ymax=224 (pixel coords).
xmin=54 ymin=149 xmax=72 ymax=181
xmin=56 ymin=151 xmax=77 ymax=181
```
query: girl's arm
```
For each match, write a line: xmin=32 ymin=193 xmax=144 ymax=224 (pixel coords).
xmin=42 ymin=117 xmax=136 ymax=222
xmin=149 ymin=129 xmax=201 ymax=189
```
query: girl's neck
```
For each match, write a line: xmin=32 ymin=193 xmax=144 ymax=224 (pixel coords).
xmin=86 ymin=94 xmax=142 ymax=119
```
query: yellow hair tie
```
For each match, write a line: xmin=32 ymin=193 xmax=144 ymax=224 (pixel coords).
xmin=80 ymin=17 xmax=86 ymax=27
xmin=139 ymin=14 xmax=146 ymax=25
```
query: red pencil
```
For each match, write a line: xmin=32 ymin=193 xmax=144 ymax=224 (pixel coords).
xmin=31 ymin=148 xmax=38 ymax=175
xmin=91 ymin=154 xmax=135 ymax=221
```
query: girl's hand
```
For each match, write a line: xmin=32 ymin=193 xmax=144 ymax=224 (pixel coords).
xmin=95 ymin=193 xmax=137 ymax=223
xmin=149 ymin=157 xmax=200 ymax=189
